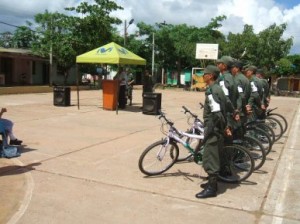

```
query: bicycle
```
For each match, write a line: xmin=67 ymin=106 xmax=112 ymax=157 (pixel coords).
xmin=138 ymin=110 xmax=255 ymax=183
xmin=263 ymin=117 xmax=283 ymax=141
xmin=266 ymin=107 xmax=288 ymax=134
xmin=242 ymin=121 xmax=273 ymax=155
xmin=180 ymin=105 xmax=266 ymax=170
xmin=265 ymin=107 xmax=287 ymax=135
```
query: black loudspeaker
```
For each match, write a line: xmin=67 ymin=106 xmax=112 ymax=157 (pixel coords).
xmin=143 ymin=92 xmax=161 ymax=115
xmin=53 ymin=86 xmax=71 ymax=106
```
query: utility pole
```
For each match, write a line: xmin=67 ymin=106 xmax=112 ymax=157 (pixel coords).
xmin=49 ymin=44 xmax=53 ymax=86
xmin=49 ymin=16 xmax=53 ymax=86
xmin=151 ymin=32 xmax=155 ymax=77
xmin=123 ymin=20 xmax=127 ymax=46
xmin=124 ymin=19 xmax=134 ymax=46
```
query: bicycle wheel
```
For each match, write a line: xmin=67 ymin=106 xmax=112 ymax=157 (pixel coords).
xmin=246 ymin=127 xmax=273 ymax=155
xmin=218 ymin=144 xmax=254 ymax=183
xmin=268 ymin=113 xmax=288 ymax=134
xmin=240 ymin=136 xmax=266 ymax=170
xmin=138 ymin=140 xmax=179 ymax=176
xmin=257 ymin=123 xmax=276 ymax=143
xmin=265 ymin=117 xmax=283 ymax=141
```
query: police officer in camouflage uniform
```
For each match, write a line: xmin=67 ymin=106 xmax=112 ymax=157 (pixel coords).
xmin=195 ymin=65 xmax=231 ymax=199
xmin=216 ymin=56 xmax=237 ymax=175
xmin=126 ymin=69 xmax=135 ymax=106
xmin=216 ymin=56 xmax=237 ymax=113
xmin=231 ymin=61 xmax=252 ymax=126
xmin=256 ymin=69 xmax=271 ymax=108
xmin=244 ymin=66 xmax=265 ymax=120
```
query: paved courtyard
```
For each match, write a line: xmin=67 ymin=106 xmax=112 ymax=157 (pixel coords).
xmin=0 ymin=88 xmax=300 ymax=224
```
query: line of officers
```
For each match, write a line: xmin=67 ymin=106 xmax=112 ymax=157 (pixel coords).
xmin=195 ymin=56 xmax=271 ymax=199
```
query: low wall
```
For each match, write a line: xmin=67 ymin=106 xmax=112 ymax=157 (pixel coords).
xmin=0 ymin=85 xmax=92 ymax=95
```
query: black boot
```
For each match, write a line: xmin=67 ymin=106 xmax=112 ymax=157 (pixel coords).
xmin=200 ymin=182 xmax=208 ymax=188
xmin=200 ymin=181 xmax=219 ymax=191
xmin=219 ymin=165 xmax=232 ymax=178
xmin=196 ymin=175 xmax=218 ymax=199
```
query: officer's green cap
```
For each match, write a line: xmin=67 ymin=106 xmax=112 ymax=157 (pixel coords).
xmin=203 ymin=65 xmax=220 ymax=79
xmin=256 ymin=69 xmax=264 ymax=74
xmin=231 ymin=60 xmax=243 ymax=69
xmin=245 ymin=65 xmax=257 ymax=73
xmin=216 ymin=56 xmax=233 ymax=66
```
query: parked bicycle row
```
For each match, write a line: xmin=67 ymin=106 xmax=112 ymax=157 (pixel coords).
xmin=138 ymin=106 xmax=287 ymax=198
xmin=138 ymin=59 xmax=288 ymax=199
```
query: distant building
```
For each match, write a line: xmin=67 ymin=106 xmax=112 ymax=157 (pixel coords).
xmin=0 ymin=47 xmax=76 ymax=86
xmin=272 ymin=75 xmax=300 ymax=96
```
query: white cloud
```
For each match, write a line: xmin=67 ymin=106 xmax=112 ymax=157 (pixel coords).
xmin=0 ymin=0 xmax=77 ymax=17
xmin=0 ymin=0 xmax=299 ymax=53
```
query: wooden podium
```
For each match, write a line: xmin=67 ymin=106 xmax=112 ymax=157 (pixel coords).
xmin=102 ymin=80 xmax=120 ymax=110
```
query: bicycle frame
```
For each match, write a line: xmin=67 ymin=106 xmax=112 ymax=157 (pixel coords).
xmin=139 ymin=110 xmax=255 ymax=182
xmin=182 ymin=105 xmax=205 ymax=134
xmin=158 ymin=112 xmax=204 ymax=159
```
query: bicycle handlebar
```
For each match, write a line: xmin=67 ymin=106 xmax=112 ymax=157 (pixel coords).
xmin=158 ymin=110 xmax=180 ymax=135
xmin=182 ymin=102 xmax=204 ymax=118
xmin=266 ymin=107 xmax=278 ymax=115
xmin=182 ymin=106 xmax=198 ymax=119
xmin=158 ymin=110 xmax=174 ymax=125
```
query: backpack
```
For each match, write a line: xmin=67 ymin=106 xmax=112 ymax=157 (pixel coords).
xmin=0 ymin=145 xmax=20 ymax=158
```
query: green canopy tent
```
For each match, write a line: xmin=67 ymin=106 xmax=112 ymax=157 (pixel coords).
xmin=75 ymin=42 xmax=146 ymax=110
xmin=76 ymin=42 xmax=146 ymax=65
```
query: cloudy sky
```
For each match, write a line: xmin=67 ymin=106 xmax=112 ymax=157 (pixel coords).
xmin=0 ymin=0 xmax=299 ymax=54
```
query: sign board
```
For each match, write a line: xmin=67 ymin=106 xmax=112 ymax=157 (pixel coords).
xmin=195 ymin=43 xmax=219 ymax=60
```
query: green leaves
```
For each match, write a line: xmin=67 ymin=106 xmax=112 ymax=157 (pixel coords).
xmin=221 ymin=23 xmax=293 ymax=72
xmin=29 ymin=0 xmax=123 ymax=81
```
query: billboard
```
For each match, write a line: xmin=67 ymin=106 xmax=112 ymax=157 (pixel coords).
xmin=195 ymin=43 xmax=219 ymax=60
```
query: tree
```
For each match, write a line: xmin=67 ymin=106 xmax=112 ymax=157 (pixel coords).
xmin=65 ymin=0 xmax=123 ymax=52
xmin=221 ymin=23 xmax=293 ymax=70
xmin=0 ymin=31 xmax=13 ymax=48
xmin=31 ymin=11 xmax=75 ymax=84
xmin=220 ymin=25 xmax=258 ymax=62
xmin=30 ymin=0 xmax=123 ymax=84
xmin=136 ymin=16 xmax=226 ymax=85
xmin=275 ymin=58 xmax=294 ymax=76
xmin=256 ymin=24 xmax=293 ymax=69
xmin=11 ymin=23 xmax=37 ymax=48
xmin=286 ymin=54 xmax=300 ymax=74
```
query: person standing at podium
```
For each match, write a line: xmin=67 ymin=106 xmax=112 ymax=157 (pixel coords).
xmin=126 ymin=68 xmax=135 ymax=106
xmin=143 ymin=70 xmax=153 ymax=94
xmin=114 ymin=67 xmax=128 ymax=109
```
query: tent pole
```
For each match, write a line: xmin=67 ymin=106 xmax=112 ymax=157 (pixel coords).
xmin=116 ymin=64 xmax=120 ymax=115
xmin=76 ymin=64 xmax=80 ymax=110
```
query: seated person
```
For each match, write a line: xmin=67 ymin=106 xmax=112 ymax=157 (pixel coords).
xmin=0 ymin=108 xmax=22 ymax=145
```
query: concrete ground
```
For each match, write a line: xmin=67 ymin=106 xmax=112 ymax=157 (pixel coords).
xmin=0 ymin=88 xmax=299 ymax=224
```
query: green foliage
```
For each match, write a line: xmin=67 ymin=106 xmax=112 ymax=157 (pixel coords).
xmin=256 ymin=24 xmax=293 ymax=68
xmin=221 ymin=23 xmax=293 ymax=71
xmin=0 ymin=31 xmax=13 ymax=48
xmin=135 ymin=16 xmax=227 ymax=84
xmin=286 ymin=54 xmax=300 ymax=74
xmin=275 ymin=58 xmax=294 ymax=76
xmin=1 ymin=2 xmax=296 ymax=85
xmin=11 ymin=23 xmax=37 ymax=48
xmin=65 ymin=0 xmax=123 ymax=52
xmin=0 ymin=24 xmax=36 ymax=48
xmin=29 ymin=0 xmax=123 ymax=82
xmin=221 ymin=25 xmax=257 ymax=60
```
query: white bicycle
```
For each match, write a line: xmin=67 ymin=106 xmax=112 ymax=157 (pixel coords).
xmin=138 ymin=110 xmax=255 ymax=183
